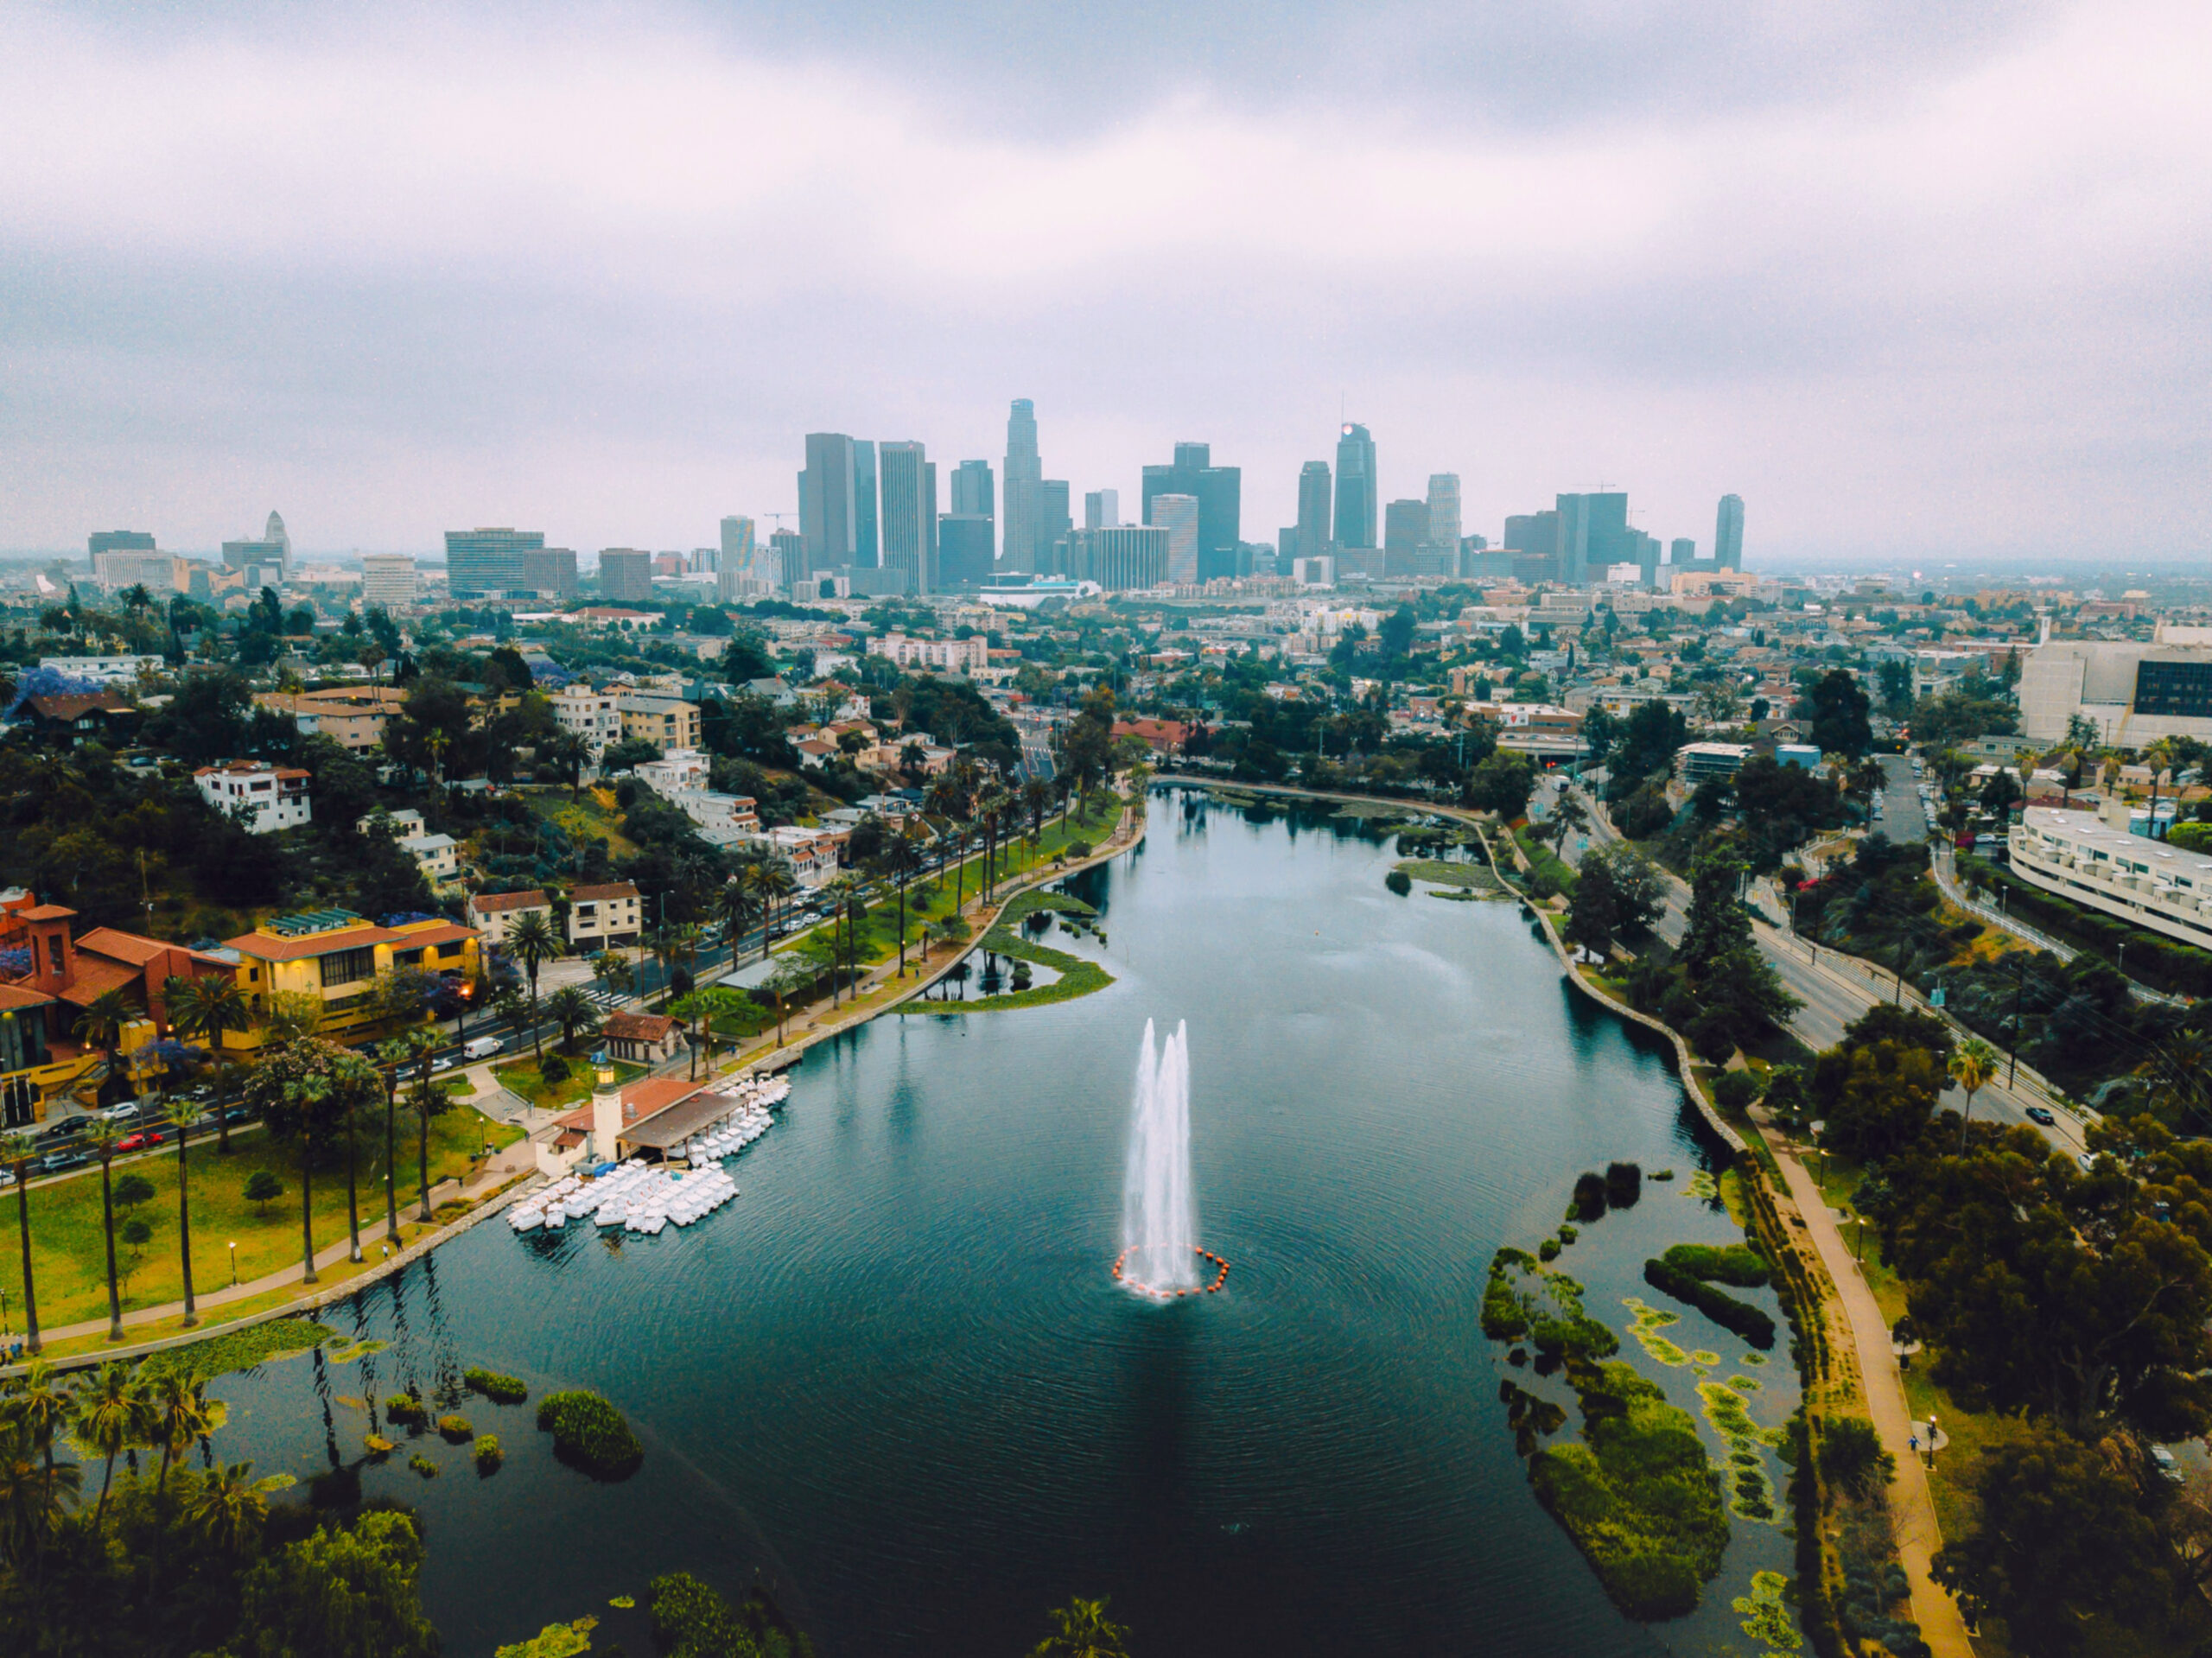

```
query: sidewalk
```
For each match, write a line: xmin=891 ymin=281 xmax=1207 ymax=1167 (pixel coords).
xmin=1765 ymin=1134 xmax=1976 ymax=1658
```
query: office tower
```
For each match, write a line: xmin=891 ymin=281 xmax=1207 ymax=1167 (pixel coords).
xmin=1037 ymin=480 xmax=1072 ymax=575
xmin=770 ymin=528 xmax=806 ymax=591
xmin=879 ymin=441 xmax=934 ymax=594
xmin=521 ymin=548 xmax=578 ymax=598
xmin=1291 ymin=461 xmax=1332 ymax=565
xmin=265 ymin=511 xmax=290 ymax=566
xmin=1669 ymin=537 xmax=1696 ymax=563
xmin=1150 ymin=493 xmax=1199 ymax=585
xmin=92 ymin=551 xmax=187 ymax=591
xmin=1063 ymin=524 xmax=1168 ymax=590
xmin=1333 ymin=424 xmax=1376 ymax=549
xmin=1139 ymin=441 xmax=1243 ymax=581
xmin=88 ymin=530 xmax=156 ymax=558
xmin=445 ymin=527 xmax=547 ymax=598
xmin=1084 ymin=488 xmax=1120 ymax=530
xmin=924 ymin=461 xmax=938 ymax=590
xmin=360 ymin=555 xmax=417 ymax=607
xmin=721 ymin=516 xmax=758 ymax=575
xmin=1382 ymin=499 xmax=1431 ymax=575
xmin=1715 ymin=494 xmax=1745 ymax=569
xmin=1002 ymin=399 xmax=1043 ymax=573
xmin=222 ymin=511 xmax=290 ymax=578
xmin=1631 ymin=531 xmax=1662 ymax=587
xmin=799 ymin=432 xmax=860 ymax=574
xmin=1551 ymin=492 xmax=1630 ymax=585
xmin=852 ymin=440 xmax=879 ymax=567
xmin=937 ymin=515 xmax=995 ymax=589
xmin=652 ymin=552 xmax=684 ymax=577
xmin=1425 ymin=474 xmax=1462 ymax=553
xmin=597 ymin=549 xmax=654 ymax=602
xmin=951 ymin=458 xmax=996 ymax=526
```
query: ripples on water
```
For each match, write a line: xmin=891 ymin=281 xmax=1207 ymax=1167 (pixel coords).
xmin=208 ymin=795 xmax=1794 ymax=1658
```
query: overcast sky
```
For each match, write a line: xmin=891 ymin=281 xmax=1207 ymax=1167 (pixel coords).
xmin=3 ymin=0 xmax=2209 ymax=566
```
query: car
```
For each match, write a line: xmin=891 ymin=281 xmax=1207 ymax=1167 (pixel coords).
xmin=115 ymin=1128 xmax=166 ymax=1153
xmin=96 ymin=1101 xmax=144 ymax=1124
xmin=40 ymin=1148 xmax=90 ymax=1174
xmin=36 ymin=1117 xmax=86 ymax=1144
xmin=2075 ymin=1152 xmax=2099 ymax=1173
xmin=219 ymin=1104 xmax=255 ymax=1124
xmin=431 ymin=1057 xmax=456 ymax=1074
xmin=2152 ymin=1445 xmax=2187 ymax=1484
xmin=2024 ymin=1105 xmax=2056 ymax=1127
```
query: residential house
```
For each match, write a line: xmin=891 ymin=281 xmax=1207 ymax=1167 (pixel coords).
xmin=7 ymin=690 xmax=143 ymax=747
xmin=194 ymin=761 xmax=312 ymax=833
xmin=567 ymin=881 xmax=643 ymax=950
xmin=466 ymin=888 xmax=555 ymax=947
xmin=253 ymin=686 xmax=406 ymax=752
xmin=600 ymin=1010 xmax=683 ymax=1064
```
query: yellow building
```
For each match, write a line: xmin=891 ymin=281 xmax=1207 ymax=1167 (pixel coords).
xmin=225 ymin=909 xmax=482 ymax=1044
xmin=616 ymin=695 xmax=700 ymax=751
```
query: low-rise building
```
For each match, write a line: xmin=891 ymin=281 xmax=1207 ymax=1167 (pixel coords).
xmin=223 ymin=909 xmax=480 ymax=1044
xmin=550 ymin=684 xmax=623 ymax=755
xmin=869 ymin=632 xmax=988 ymax=675
xmin=37 ymin=654 xmax=162 ymax=684
xmin=1675 ymin=741 xmax=1754 ymax=787
xmin=567 ymin=881 xmax=644 ymax=950
xmin=600 ymin=1010 xmax=683 ymax=1064
xmin=466 ymin=888 xmax=555 ymax=947
xmin=194 ymin=760 xmax=312 ymax=833
xmin=617 ymin=695 xmax=701 ymax=752
xmin=254 ymin=686 xmax=407 ymax=752
xmin=632 ymin=748 xmax=713 ymax=795
xmin=2008 ymin=803 xmax=2212 ymax=950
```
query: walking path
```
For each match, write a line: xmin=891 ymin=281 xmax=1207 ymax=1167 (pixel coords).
xmin=1765 ymin=1135 xmax=1976 ymax=1658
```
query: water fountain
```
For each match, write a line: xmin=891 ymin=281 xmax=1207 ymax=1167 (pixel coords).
xmin=1115 ymin=1020 xmax=1229 ymax=1299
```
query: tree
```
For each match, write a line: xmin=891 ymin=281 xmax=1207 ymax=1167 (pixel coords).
xmin=1378 ymin=604 xmax=1416 ymax=661
xmin=73 ymin=987 xmax=136 ymax=1106
xmin=85 ymin=1120 xmax=126 ymax=1341
xmin=505 ymin=909 xmax=561 ymax=1063
xmin=245 ymin=1168 xmax=283 ymax=1216
xmin=168 ymin=974 xmax=252 ymax=1153
xmin=544 ymin=985 xmax=599 ymax=1055
xmin=1801 ymin=668 xmax=1873 ymax=759
xmin=69 ymin=1360 xmax=152 ymax=1525
xmin=1592 ymin=842 xmax=1668 ymax=935
xmin=1948 ymin=1035 xmax=2000 ymax=1151
xmin=232 ymin=1509 xmax=441 ymax=1658
xmin=762 ymin=959 xmax=811 ymax=1045
xmin=184 ymin=1458 xmax=276 ymax=1559
xmin=1465 ymin=750 xmax=1535 ymax=819
xmin=1030 ymin=1596 xmax=1132 ymax=1658
xmin=1563 ymin=852 xmax=1619 ymax=959
xmin=1679 ymin=850 xmax=1752 ymax=981
xmin=163 ymin=1096 xmax=202 ymax=1324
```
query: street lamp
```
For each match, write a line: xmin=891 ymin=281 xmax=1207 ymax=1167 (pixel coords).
xmin=227 ymin=1241 xmax=238 ymax=1287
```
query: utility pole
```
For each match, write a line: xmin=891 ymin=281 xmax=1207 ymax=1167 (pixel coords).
xmin=2006 ymin=953 xmax=2026 ymax=1088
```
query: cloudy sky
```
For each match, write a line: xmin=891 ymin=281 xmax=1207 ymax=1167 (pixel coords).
xmin=3 ymin=0 xmax=2209 ymax=566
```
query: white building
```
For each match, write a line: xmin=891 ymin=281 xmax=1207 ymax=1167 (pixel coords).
xmin=194 ymin=761 xmax=312 ymax=833
xmin=2009 ymin=804 xmax=2212 ymax=951
xmin=568 ymin=880 xmax=644 ymax=950
xmin=550 ymin=684 xmax=623 ymax=755
xmin=399 ymin=832 xmax=460 ymax=884
xmin=632 ymin=747 xmax=713 ymax=796
xmin=671 ymin=790 xmax=760 ymax=832
xmin=2018 ymin=633 xmax=2212 ymax=746
xmin=868 ymin=632 xmax=988 ymax=675
xmin=1150 ymin=493 xmax=1199 ymax=585
xmin=39 ymin=655 xmax=163 ymax=684
xmin=360 ymin=555 xmax=417 ymax=607
xmin=1675 ymin=742 xmax=1753 ymax=786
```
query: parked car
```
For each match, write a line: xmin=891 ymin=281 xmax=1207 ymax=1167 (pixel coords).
xmin=219 ymin=1103 xmax=255 ymax=1125
xmin=96 ymin=1101 xmax=145 ymax=1124
xmin=40 ymin=1148 xmax=90 ymax=1174
xmin=463 ymin=1035 xmax=505 ymax=1060
xmin=2152 ymin=1445 xmax=2187 ymax=1483
xmin=36 ymin=1117 xmax=86 ymax=1144
xmin=115 ymin=1128 xmax=166 ymax=1153
xmin=431 ymin=1057 xmax=457 ymax=1074
xmin=2025 ymin=1105 xmax=2056 ymax=1127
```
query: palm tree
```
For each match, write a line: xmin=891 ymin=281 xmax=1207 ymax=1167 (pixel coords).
xmin=590 ymin=949 xmax=636 ymax=1002
xmin=1021 ymin=777 xmax=1052 ymax=848
xmin=756 ymin=863 xmax=797 ymax=962
xmin=405 ymin=1032 xmax=442 ymax=1223
xmin=73 ymin=987 xmax=136 ymax=1106
xmin=70 ymin=1361 xmax=152 ymax=1525
xmin=544 ymin=985 xmax=599 ymax=1054
xmin=146 ymin=1371 xmax=222 ymax=1500
xmin=0 ymin=1409 xmax=82 ymax=1573
xmin=762 ymin=960 xmax=810 ymax=1045
xmin=822 ymin=876 xmax=861 ymax=1007
xmin=878 ymin=825 xmax=924 ymax=977
xmin=2136 ymin=1029 xmax=2212 ymax=1133
xmin=11 ymin=1359 xmax=73 ymax=1489
xmin=168 ymin=975 xmax=251 ymax=1153
xmin=715 ymin=871 xmax=762 ymax=966
xmin=1948 ymin=1036 xmax=2000 ymax=1152
xmin=293 ymin=1073 xmax=326 ymax=1286
xmin=182 ymin=1459 xmax=272 ymax=1556
xmin=162 ymin=1097 xmax=202 ymax=1324
xmin=1030 ymin=1596 xmax=1131 ymax=1658
xmin=3 ymin=1131 xmax=38 ymax=1355
xmin=505 ymin=910 xmax=561 ymax=1063
xmin=84 ymin=1121 xmax=126 ymax=1341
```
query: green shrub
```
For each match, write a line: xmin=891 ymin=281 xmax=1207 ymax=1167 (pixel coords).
xmin=1642 ymin=1258 xmax=1776 ymax=1348
xmin=464 ymin=1367 xmax=530 ymax=1405
xmin=538 ymin=1054 xmax=570 ymax=1085
xmin=1538 ymin=1237 xmax=1562 ymax=1262
xmin=1557 ymin=1224 xmax=1578 ymax=1245
xmin=1661 ymin=1243 xmax=1770 ymax=1287
xmin=474 ymin=1434 xmax=503 ymax=1473
xmin=244 ymin=1169 xmax=284 ymax=1213
xmin=384 ymin=1394 xmax=426 ymax=1425
xmin=437 ymin=1414 xmax=474 ymax=1443
xmin=1481 ymin=1248 xmax=1537 ymax=1340
xmin=1067 ymin=840 xmax=1093 ymax=859
xmin=1384 ymin=869 xmax=1413 ymax=896
xmin=408 ymin=1453 xmax=438 ymax=1478
xmin=1570 ymin=1172 xmax=1608 ymax=1222
xmin=114 ymin=1172 xmax=156 ymax=1207
xmin=1712 ymin=1070 xmax=1761 ymax=1115
xmin=1605 ymin=1161 xmax=1641 ymax=1208
xmin=1818 ymin=1416 xmax=1894 ymax=1496
xmin=536 ymin=1389 xmax=644 ymax=1479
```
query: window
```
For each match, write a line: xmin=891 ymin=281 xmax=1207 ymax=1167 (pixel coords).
xmin=321 ymin=946 xmax=377 ymax=988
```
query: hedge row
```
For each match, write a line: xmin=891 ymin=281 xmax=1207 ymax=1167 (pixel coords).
xmin=1641 ymin=1258 xmax=1777 ymax=1349
xmin=1958 ymin=852 xmax=2212 ymax=998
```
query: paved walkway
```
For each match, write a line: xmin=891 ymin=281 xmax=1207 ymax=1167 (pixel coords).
xmin=1767 ymin=1136 xmax=1975 ymax=1658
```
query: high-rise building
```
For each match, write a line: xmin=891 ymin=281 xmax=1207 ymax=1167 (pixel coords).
xmin=721 ymin=516 xmax=757 ymax=575
xmin=1333 ymin=424 xmax=1376 ymax=550
xmin=1139 ymin=441 xmax=1242 ymax=581
xmin=521 ymin=548 xmax=577 ymax=598
xmin=597 ymin=549 xmax=654 ymax=603
xmin=1715 ymin=494 xmax=1745 ymax=570
xmin=1382 ymin=499 xmax=1431 ymax=575
xmin=265 ymin=511 xmax=289 ymax=564
xmin=1552 ymin=492 xmax=1632 ymax=585
xmin=799 ymin=432 xmax=860 ymax=574
xmin=879 ymin=441 xmax=934 ymax=594
xmin=1002 ymin=399 xmax=1043 ymax=574
xmin=936 ymin=515 xmax=995 ymax=589
xmin=1293 ymin=461 xmax=1332 ymax=564
xmin=1084 ymin=488 xmax=1120 ymax=530
xmin=852 ymin=440 xmax=879 ymax=568
xmin=445 ymin=528 xmax=547 ymax=598
xmin=92 ymin=551 xmax=188 ymax=592
xmin=1063 ymin=525 xmax=1168 ymax=591
xmin=952 ymin=459 xmax=995 ymax=523
xmin=360 ymin=555 xmax=417 ymax=607
xmin=1150 ymin=493 xmax=1199 ymax=585
xmin=88 ymin=530 xmax=156 ymax=558
xmin=222 ymin=511 xmax=290 ymax=578
xmin=1669 ymin=537 xmax=1696 ymax=563
xmin=1037 ymin=480 xmax=1072 ymax=575
xmin=1426 ymin=474 xmax=1461 ymax=552
xmin=770 ymin=528 xmax=806 ymax=591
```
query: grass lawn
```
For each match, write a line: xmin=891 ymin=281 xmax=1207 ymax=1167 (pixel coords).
xmin=907 ymin=890 xmax=1115 ymax=1013
xmin=13 ymin=1102 xmax=520 ymax=1331
xmin=492 ymin=1055 xmax=646 ymax=1109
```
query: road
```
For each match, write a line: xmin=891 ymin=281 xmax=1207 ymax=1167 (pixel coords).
xmin=1544 ymin=775 xmax=2085 ymax=1156
xmin=1872 ymin=753 xmax=1929 ymax=844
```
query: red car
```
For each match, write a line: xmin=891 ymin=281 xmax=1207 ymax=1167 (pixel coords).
xmin=115 ymin=1128 xmax=166 ymax=1153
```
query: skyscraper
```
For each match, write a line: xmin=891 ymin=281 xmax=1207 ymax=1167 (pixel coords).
xmin=1294 ymin=461 xmax=1332 ymax=563
xmin=1552 ymin=492 xmax=1631 ymax=585
xmin=1669 ymin=537 xmax=1696 ymax=563
xmin=597 ymin=549 xmax=653 ymax=603
xmin=88 ymin=530 xmax=156 ymax=557
xmin=264 ymin=511 xmax=290 ymax=568
xmin=952 ymin=459 xmax=995 ymax=521
xmin=937 ymin=515 xmax=995 ymax=588
xmin=1715 ymin=494 xmax=1745 ymax=569
xmin=770 ymin=528 xmax=806 ymax=591
xmin=1002 ymin=399 xmax=1043 ymax=574
xmin=721 ymin=516 xmax=757 ymax=575
xmin=1150 ymin=493 xmax=1199 ymax=585
xmin=1064 ymin=525 xmax=1168 ymax=590
xmin=879 ymin=441 xmax=934 ymax=594
xmin=1425 ymin=474 xmax=1461 ymax=551
xmin=360 ymin=555 xmax=416 ymax=607
xmin=445 ymin=527 xmax=546 ymax=598
xmin=1333 ymin=424 xmax=1376 ymax=550
xmin=1039 ymin=480 xmax=1072 ymax=574
xmin=852 ymin=440 xmax=879 ymax=568
xmin=1382 ymin=499 xmax=1430 ymax=575
xmin=223 ymin=511 xmax=290 ymax=579
xmin=1084 ymin=488 xmax=1119 ymax=530
xmin=521 ymin=548 xmax=577 ymax=598
xmin=799 ymin=432 xmax=860 ymax=574
xmin=1139 ymin=442 xmax=1242 ymax=581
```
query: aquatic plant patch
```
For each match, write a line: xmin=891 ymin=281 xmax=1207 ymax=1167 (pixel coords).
xmin=537 ymin=1388 xmax=644 ymax=1479
xmin=1482 ymin=1248 xmax=1619 ymax=1360
xmin=1624 ymin=1297 xmax=1694 ymax=1368
xmin=1732 ymin=1568 xmax=1803 ymax=1655
xmin=1698 ymin=1380 xmax=1786 ymax=1524
xmin=1643 ymin=1256 xmax=1777 ymax=1349
xmin=1659 ymin=1242 xmax=1770 ymax=1287
xmin=464 ymin=1366 xmax=531 ymax=1405
xmin=139 ymin=1318 xmax=334 ymax=1383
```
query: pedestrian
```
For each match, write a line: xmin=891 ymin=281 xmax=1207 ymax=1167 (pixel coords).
xmin=1909 ymin=1433 xmax=1919 ymax=1455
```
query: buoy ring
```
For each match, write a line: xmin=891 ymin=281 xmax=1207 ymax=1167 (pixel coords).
xmin=1112 ymin=1245 xmax=1230 ymax=1298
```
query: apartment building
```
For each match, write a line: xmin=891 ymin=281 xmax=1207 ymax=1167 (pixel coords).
xmin=2009 ymin=803 xmax=2212 ymax=950
xmin=194 ymin=761 xmax=312 ymax=833
xmin=617 ymin=695 xmax=701 ymax=752
xmin=256 ymin=686 xmax=407 ymax=752
xmin=567 ymin=881 xmax=644 ymax=950
xmin=550 ymin=684 xmax=624 ymax=755
xmin=466 ymin=888 xmax=556 ymax=947
xmin=225 ymin=909 xmax=481 ymax=1044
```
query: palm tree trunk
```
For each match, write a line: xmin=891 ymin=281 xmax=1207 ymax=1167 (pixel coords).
xmin=345 ymin=1099 xmax=361 ymax=1262
xmin=16 ymin=1169 xmax=39 ymax=1354
xmin=529 ymin=970 xmax=543 ymax=1063
xmin=417 ymin=1104 xmax=432 ymax=1223
xmin=176 ymin=1132 xmax=197 ymax=1326
xmin=897 ymin=876 xmax=907 ymax=976
xmin=100 ymin=1162 xmax=123 ymax=1341
xmin=385 ymin=1080 xmax=400 ymax=1242
xmin=214 ymin=1052 xmax=232 ymax=1153
xmin=300 ymin=1134 xmax=318 ymax=1285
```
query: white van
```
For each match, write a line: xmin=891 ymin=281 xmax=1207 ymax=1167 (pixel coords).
xmin=462 ymin=1036 xmax=505 ymax=1060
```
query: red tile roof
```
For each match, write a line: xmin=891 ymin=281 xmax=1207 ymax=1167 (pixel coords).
xmin=0 ymin=982 xmax=55 ymax=1011
xmin=73 ymin=926 xmax=168 ymax=968
xmin=56 ymin=957 xmax=140 ymax=1006
xmin=603 ymin=1012 xmax=677 ymax=1042
xmin=226 ymin=924 xmax=403 ymax=962
xmin=470 ymin=890 xmax=550 ymax=913
xmin=570 ymin=882 xmax=640 ymax=902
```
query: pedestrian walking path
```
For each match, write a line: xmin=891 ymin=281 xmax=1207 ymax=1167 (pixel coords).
xmin=1767 ymin=1137 xmax=1975 ymax=1658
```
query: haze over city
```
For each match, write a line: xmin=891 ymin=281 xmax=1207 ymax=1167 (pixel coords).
xmin=4 ymin=0 xmax=2209 ymax=564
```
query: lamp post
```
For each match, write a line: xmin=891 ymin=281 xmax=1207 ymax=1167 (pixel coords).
xmin=227 ymin=1240 xmax=238 ymax=1287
